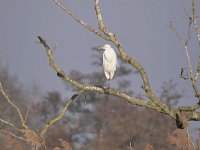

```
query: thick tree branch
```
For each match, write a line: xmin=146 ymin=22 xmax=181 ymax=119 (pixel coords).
xmin=178 ymin=103 xmax=200 ymax=111
xmin=37 ymin=36 xmax=168 ymax=115
xmin=94 ymin=0 xmax=115 ymax=38
xmin=184 ymin=111 xmax=200 ymax=121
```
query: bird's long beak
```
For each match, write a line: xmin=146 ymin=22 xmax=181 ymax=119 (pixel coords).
xmin=97 ymin=45 xmax=105 ymax=50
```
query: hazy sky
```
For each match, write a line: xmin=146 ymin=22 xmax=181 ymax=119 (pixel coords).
xmin=0 ymin=0 xmax=200 ymax=128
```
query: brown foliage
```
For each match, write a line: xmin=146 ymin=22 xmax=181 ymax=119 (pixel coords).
xmin=168 ymin=129 xmax=190 ymax=150
xmin=23 ymin=129 xmax=45 ymax=150
xmin=168 ymin=116 xmax=195 ymax=150
xmin=180 ymin=115 xmax=189 ymax=128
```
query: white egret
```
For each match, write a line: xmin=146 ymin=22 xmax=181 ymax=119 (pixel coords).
xmin=98 ymin=44 xmax=118 ymax=80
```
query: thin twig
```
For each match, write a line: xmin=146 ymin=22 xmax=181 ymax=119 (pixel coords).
xmin=25 ymin=105 xmax=31 ymax=124
xmin=40 ymin=90 xmax=84 ymax=136
xmin=192 ymin=0 xmax=200 ymax=46
xmin=0 ymin=118 xmax=22 ymax=132
xmin=195 ymin=56 xmax=200 ymax=80
xmin=52 ymin=0 xmax=110 ymax=40
xmin=0 ymin=128 xmax=26 ymax=142
xmin=0 ymin=83 xmax=28 ymax=129
xmin=183 ymin=41 xmax=193 ymax=76
xmin=186 ymin=127 xmax=196 ymax=150
xmin=168 ymin=22 xmax=193 ymax=76
xmin=168 ymin=21 xmax=200 ymax=102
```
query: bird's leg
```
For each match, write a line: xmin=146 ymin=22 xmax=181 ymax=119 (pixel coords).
xmin=107 ymin=79 xmax=111 ymax=89
xmin=103 ymin=79 xmax=110 ymax=90
xmin=103 ymin=80 xmax=110 ymax=94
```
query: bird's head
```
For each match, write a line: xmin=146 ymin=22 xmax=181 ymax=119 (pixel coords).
xmin=98 ymin=44 xmax=111 ymax=50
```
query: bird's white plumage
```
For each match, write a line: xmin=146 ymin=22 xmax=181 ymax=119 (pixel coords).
xmin=98 ymin=44 xmax=117 ymax=80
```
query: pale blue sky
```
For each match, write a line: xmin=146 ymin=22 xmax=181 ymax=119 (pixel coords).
xmin=0 ymin=0 xmax=200 ymax=129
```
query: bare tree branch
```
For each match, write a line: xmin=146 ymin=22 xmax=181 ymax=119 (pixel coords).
xmin=167 ymin=22 xmax=193 ymax=76
xmin=168 ymin=20 xmax=200 ymax=103
xmin=94 ymin=0 xmax=115 ymax=37
xmin=53 ymin=0 xmax=110 ymax=40
xmin=0 ymin=118 xmax=22 ymax=132
xmin=0 ymin=128 xmax=26 ymax=142
xmin=0 ymin=83 xmax=28 ymax=129
xmin=25 ymin=105 xmax=31 ymax=124
xmin=37 ymin=36 xmax=165 ymax=113
xmin=178 ymin=103 xmax=200 ymax=111
xmin=192 ymin=0 xmax=200 ymax=46
xmin=40 ymin=90 xmax=84 ymax=136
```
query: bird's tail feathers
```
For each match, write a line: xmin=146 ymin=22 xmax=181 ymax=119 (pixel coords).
xmin=116 ymin=60 xmax=120 ymax=70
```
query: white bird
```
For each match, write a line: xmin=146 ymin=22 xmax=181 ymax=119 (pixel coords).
xmin=98 ymin=44 xmax=118 ymax=80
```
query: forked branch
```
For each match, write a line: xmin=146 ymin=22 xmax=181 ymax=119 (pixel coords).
xmin=41 ymin=0 xmax=200 ymax=123
xmin=52 ymin=0 xmax=176 ymax=118
xmin=37 ymin=36 xmax=163 ymax=113
xmin=53 ymin=0 xmax=109 ymax=40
